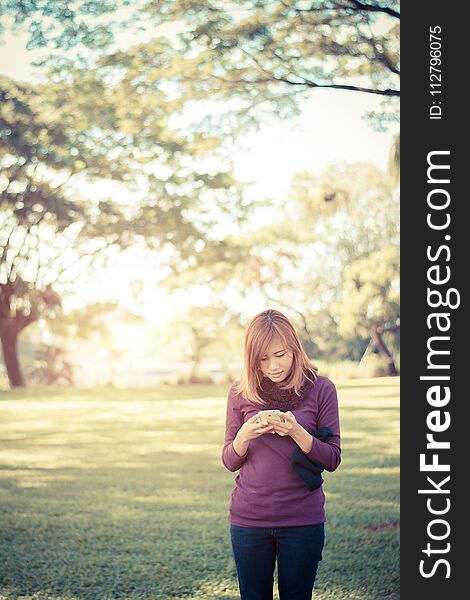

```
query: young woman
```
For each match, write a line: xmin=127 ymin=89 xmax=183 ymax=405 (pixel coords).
xmin=222 ymin=309 xmax=341 ymax=600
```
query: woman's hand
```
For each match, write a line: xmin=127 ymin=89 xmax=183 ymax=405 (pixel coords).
xmin=238 ymin=414 xmax=275 ymax=442
xmin=233 ymin=414 xmax=276 ymax=457
xmin=267 ymin=411 xmax=301 ymax=437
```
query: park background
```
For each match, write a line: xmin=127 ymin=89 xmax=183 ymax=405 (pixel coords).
xmin=0 ymin=1 xmax=400 ymax=598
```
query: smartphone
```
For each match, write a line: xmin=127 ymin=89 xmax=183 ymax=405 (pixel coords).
xmin=258 ymin=409 xmax=282 ymax=421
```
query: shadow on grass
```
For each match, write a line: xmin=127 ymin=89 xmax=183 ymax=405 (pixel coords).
xmin=0 ymin=384 xmax=399 ymax=600
xmin=1 ymin=450 xmax=398 ymax=600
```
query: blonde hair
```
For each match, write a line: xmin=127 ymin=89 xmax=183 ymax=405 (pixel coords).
xmin=235 ymin=309 xmax=318 ymax=405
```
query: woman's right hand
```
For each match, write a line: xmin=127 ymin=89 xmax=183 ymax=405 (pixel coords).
xmin=237 ymin=414 xmax=274 ymax=442
xmin=233 ymin=414 xmax=274 ymax=457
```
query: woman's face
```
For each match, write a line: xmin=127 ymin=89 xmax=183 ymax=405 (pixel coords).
xmin=259 ymin=336 xmax=294 ymax=383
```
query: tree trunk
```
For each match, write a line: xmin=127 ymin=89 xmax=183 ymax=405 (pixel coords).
xmin=358 ymin=338 xmax=374 ymax=368
xmin=0 ymin=323 xmax=25 ymax=387
xmin=372 ymin=327 xmax=399 ymax=376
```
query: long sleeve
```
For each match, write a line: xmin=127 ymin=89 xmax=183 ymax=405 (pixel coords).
xmin=303 ymin=379 xmax=341 ymax=472
xmin=222 ymin=384 xmax=249 ymax=472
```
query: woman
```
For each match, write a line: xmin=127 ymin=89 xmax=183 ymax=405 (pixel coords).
xmin=222 ymin=309 xmax=341 ymax=600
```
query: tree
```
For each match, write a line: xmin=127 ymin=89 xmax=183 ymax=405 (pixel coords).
xmin=276 ymin=163 xmax=400 ymax=364
xmin=161 ymin=162 xmax=399 ymax=366
xmin=278 ymin=162 xmax=399 ymax=365
xmin=0 ymin=73 xmax=246 ymax=387
xmin=1 ymin=2 xmax=400 ymax=384
xmin=28 ymin=343 xmax=74 ymax=385
xmin=166 ymin=1 xmax=399 ymax=91
xmin=0 ymin=77 xmax=127 ymax=387
xmin=160 ymin=305 xmax=244 ymax=382
xmin=0 ymin=1 xmax=131 ymax=51
xmin=333 ymin=245 xmax=399 ymax=374
xmin=2 ymin=1 xmax=399 ymax=135
xmin=137 ymin=0 xmax=399 ymax=132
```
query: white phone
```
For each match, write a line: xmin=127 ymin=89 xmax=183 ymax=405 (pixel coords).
xmin=258 ymin=409 xmax=282 ymax=421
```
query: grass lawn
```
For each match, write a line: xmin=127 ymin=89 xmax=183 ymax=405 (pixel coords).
xmin=0 ymin=378 xmax=399 ymax=600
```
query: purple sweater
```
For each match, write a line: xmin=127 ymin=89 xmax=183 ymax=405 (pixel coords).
xmin=222 ymin=375 xmax=341 ymax=527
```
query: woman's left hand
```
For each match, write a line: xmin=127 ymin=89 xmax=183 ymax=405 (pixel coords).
xmin=267 ymin=411 xmax=301 ymax=437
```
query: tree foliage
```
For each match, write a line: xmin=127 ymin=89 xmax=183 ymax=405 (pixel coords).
xmin=159 ymin=305 xmax=244 ymax=382
xmin=276 ymin=162 xmax=399 ymax=365
xmin=0 ymin=70 xmax=246 ymax=387
xmin=27 ymin=343 xmax=74 ymax=385
xmin=165 ymin=162 xmax=399 ymax=366
xmin=333 ymin=244 xmax=399 ymax=373
xmin=159 ymin=0 xmax=399 ymax=89
xmin=139 ymin=0 xmax=400 ymax=130
xmin=1 ymin=76 xmax=126 ymax=387
xmin=0 ymin=1 xmax=401 ymax=384
xmin=2 ymin=1 xmax=399 ymax=133
xmin=0 ymin=0 xmax=132 ymax=51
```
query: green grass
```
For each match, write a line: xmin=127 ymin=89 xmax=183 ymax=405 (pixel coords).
xmin=0 ymin=378 xmax=399 ymax=600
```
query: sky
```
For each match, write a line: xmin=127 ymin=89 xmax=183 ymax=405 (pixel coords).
xmin=0 ymin=24 xmax=399 ymax=327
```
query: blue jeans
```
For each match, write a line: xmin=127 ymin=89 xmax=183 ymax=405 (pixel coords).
xmin=230 ymin=523 xmax=325 ymax=600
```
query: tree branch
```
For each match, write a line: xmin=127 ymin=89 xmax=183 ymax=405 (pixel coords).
xmin=44 ymin=234 xmax=121 ymax=286
xmin=0 ymin=225 xmax=16 ymax=266
xmin=272 ymin=74 xmax=399 ymax=96
xmin=282 ymin=0 xmax=400 ymax=20
xmin=342 ymin=0 xmax=400 ymax=20
xmin=361 ymin=21 xmax=400 ymax=76
xmin=238 ymin=47 xmax=399 ymax=96
xmin=6 ymin=212 xmax=46 ymax=282
xmin=12 ymin=309 xmax=37 ymax=335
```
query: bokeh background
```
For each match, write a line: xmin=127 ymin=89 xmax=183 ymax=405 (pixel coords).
xmin=0 ymin=2 xmax=399 ymax=599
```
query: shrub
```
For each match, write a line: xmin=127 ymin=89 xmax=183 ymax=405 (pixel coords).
xmin=314 ymin=360 xmax=360 ymax=381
